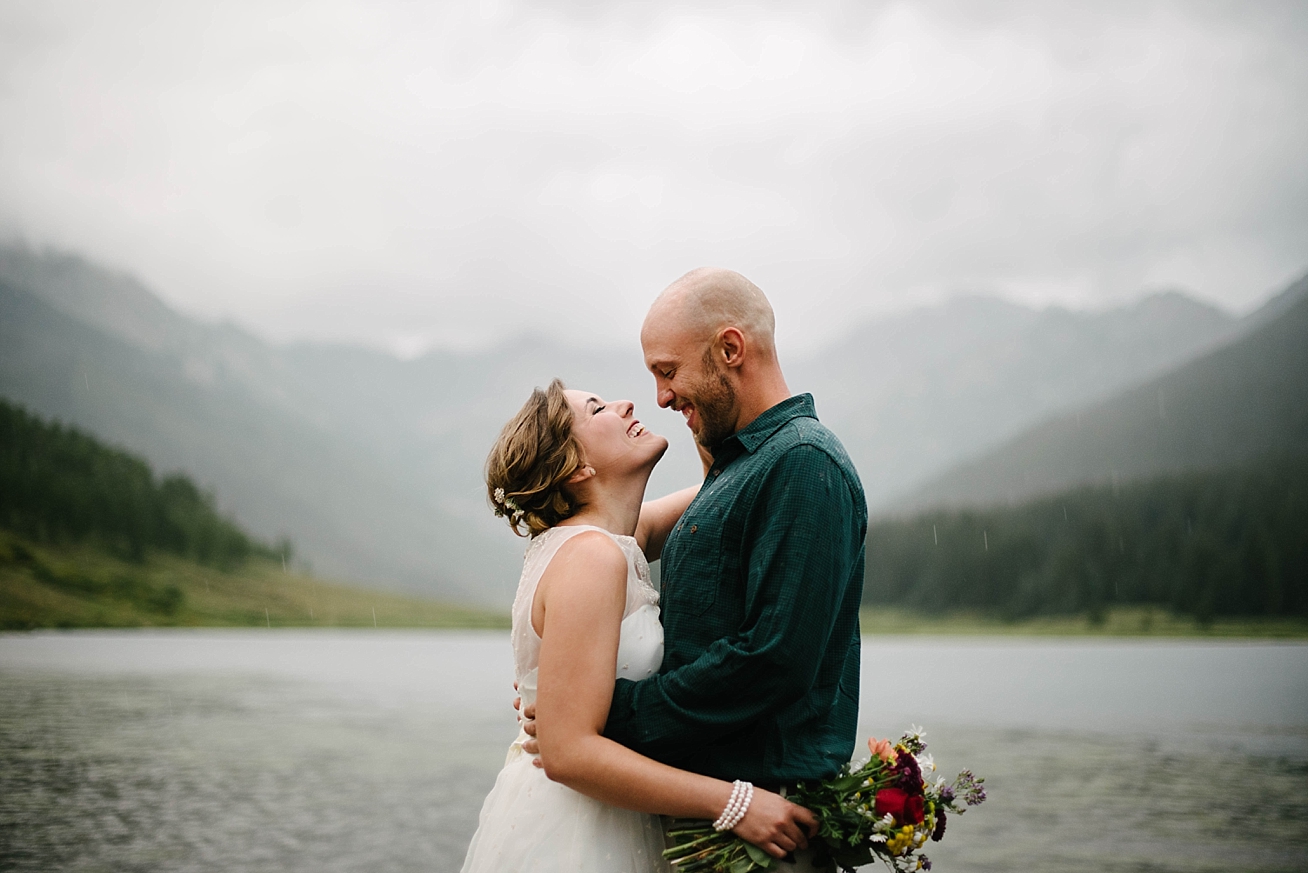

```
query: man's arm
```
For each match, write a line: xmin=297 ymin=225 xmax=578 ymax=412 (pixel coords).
xmin=604 ymin=445 xmax=861 ymax=761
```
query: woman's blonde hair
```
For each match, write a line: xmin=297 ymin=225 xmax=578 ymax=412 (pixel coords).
xmin=485 ymin=378 xmax=584 ymax=536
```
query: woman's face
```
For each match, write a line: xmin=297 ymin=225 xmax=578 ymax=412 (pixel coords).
xmin=564 ymin=389 xmax=669 ymax=476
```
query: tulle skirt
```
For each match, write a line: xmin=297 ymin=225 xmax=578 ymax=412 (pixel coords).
xmin=460 ymin=741 xmax=671 ymax=873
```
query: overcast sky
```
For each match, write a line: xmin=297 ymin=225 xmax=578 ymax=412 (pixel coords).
xmin=1 ymin=0 xmax=1305 ymax=355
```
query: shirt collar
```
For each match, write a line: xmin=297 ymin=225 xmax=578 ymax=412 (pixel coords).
xmin=725 ymin=393 xmax=818 ymax=455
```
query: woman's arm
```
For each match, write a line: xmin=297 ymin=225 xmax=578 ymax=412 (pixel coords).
xmin=533 ymin=532 xmax=815 ymax=859
xmin=634 ymin=485 xmax=699 ymax=561
xmin=635 ymin=441 xmax=714 ymax=560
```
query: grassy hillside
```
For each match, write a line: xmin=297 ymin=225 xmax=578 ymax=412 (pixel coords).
xmin=902 ymin=274 xmax=1308 ymax=511
xmin=0 ymin=399 xmax=506 ymax=630
xmin=0 ymin=529 xmax=506 ymax=630
xmin=867 ymin=454 xmax=1308 ymax=623
xmin=0 ymin=254 xmax=520 ymax=606
xmin=1 ymin=398 xmax=280 ymax=567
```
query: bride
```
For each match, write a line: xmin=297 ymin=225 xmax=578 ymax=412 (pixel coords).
xmin=461 ymin=379 xmax=816 ymax=872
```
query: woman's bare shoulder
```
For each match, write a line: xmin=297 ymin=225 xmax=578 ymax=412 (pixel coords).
xmin=541 ymin=529 xmax=627 ymax=589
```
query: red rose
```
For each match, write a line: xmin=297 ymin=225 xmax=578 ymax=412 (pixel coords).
xmin=875 ymin=788 xmax=926 ymax=825
xmin=874 ymin=788 xmax=908 ymax=820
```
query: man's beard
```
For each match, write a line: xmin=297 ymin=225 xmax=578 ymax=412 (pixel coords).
xmin=691 ymin=353 xmax=738 ymax=453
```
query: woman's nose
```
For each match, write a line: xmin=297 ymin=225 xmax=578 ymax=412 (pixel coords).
xmin=618 ymin=400 xmax=635 ymax=417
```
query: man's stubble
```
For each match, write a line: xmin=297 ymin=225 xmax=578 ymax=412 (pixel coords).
xmin=691 ymin=348 xmax=738 ymax=455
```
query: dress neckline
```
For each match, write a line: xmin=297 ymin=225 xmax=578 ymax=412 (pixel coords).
xmin=545 ymin=523 xmax=637 ymax=543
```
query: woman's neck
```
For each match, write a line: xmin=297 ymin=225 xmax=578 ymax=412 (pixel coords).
xmin=563 ymin=470 xmax=650 ymax=538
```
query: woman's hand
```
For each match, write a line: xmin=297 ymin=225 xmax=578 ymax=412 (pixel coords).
xmin=731 ymin=789 xmax=818 ymax=859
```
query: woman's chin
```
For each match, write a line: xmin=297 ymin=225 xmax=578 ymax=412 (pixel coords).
xmin=647 ymin=435 xmax=671 ymax=463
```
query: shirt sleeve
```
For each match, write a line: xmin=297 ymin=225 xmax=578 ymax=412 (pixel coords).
xmin=603 ymin=443 xmax=861 ymax=761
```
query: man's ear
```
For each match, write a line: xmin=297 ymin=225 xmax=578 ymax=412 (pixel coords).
xmin=719 ymin=327 xmax=746 ymax=369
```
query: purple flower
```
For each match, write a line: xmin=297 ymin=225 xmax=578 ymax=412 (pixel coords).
xmin=931 ymin=810 xmax=947 ymax=842
xmin=954 ymin=771 xmax=987 ymax=807
xmin=920 ymin=855 xmax=933 ymax=871
xmin=896 ymin=752 xmax=924 ymax=793
xmin=939 ymin=785 xmax=955 ymax=805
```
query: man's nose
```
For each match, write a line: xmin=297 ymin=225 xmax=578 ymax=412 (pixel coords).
xmin=656 ymin=386 xmax=674 ymax=408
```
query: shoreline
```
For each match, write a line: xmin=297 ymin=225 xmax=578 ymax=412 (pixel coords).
xmin=858 ymin=606 xmax=1308 ymax=639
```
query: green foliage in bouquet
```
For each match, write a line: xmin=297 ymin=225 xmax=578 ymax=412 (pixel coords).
xmin=663 ymin=728 xmax=985 ymax=873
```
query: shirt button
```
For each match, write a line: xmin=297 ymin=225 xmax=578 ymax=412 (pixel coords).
xmin=690 ymin=525 xmax=697 ymax=533
xmin=713 ymin=469 xmax=721 ymax=477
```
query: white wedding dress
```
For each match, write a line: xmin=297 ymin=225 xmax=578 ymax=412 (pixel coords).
xmin=460 ymin=524 xmax=673 ymax=873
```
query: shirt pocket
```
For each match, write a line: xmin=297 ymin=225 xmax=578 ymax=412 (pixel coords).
xmin=668 ymin=511 xmax=729 ymax=617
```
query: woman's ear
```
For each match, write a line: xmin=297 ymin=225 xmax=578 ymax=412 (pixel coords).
xmin=567 ymin=465 xmax=596 ymax=485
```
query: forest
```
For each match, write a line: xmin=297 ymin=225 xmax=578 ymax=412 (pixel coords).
xmin=0 ymin=398 xmax=282 ymax=569
xmin=864 ymin=455 xmax=1308 ymax=621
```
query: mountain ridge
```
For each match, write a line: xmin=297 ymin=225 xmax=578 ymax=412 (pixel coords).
xmin=899 ymin=275 xmax=1308 ymax=512
xmin=4 ymin=241 xmax=1296 ymax=604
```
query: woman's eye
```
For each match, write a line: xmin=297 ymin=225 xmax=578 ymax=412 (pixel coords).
xmin=594 ymin=405 xmax=606 ymax=414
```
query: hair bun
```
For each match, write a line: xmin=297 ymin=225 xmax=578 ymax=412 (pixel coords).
xmin=484 ymin=379 xmax=584 ymax=537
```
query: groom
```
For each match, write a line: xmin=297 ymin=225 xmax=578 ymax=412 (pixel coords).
xmin=533 ymin=268 xmax=867 ymax=869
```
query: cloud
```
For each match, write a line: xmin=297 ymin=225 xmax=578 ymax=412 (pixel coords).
xmin=0 ymin=0 xmax=1305 ymax=355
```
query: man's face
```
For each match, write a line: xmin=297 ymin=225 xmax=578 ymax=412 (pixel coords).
xmin=641 ymin=316 xmax=739 ymax=452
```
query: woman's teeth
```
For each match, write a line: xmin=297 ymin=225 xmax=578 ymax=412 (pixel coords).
xmin=628 ymin=423 xmax=645 ymax=437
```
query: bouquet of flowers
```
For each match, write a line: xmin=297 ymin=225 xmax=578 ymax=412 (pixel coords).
xmin=663 ymin=726 xmax=986 ymax=873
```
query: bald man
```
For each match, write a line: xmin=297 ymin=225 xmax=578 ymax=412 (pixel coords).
xmin=610 ymin=268 xmax=867 ymax=870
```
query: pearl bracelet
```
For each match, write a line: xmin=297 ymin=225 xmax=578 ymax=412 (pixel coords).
xmin=712 ymin=780 xmax=754 ymax=832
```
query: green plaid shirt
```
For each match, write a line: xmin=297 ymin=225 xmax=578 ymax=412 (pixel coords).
xmin=605 ymin=394 xmax=866 ymax=783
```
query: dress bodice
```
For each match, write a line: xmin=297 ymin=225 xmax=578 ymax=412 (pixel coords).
xmin=463 ymin=523 xmax=673 ymax=873
xmin=510 ymin=524 xmax=663 ymax=716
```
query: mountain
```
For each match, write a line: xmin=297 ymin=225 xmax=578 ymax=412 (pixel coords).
xmin=0 ymin=397 xmax=277 ymax=567
xmin=789 ymin=291 xmax=1239 ymax=509
xmin=0 ymin=253 xmax=519 ymax=605
xmin=2 ymin=242 xmax=1285 ymax=605
xmin=900 ymin=275 xmax=1308 ymax=511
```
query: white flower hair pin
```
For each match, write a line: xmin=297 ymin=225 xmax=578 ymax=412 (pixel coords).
xmin=493 ymin=487 xmax=525 ymax=523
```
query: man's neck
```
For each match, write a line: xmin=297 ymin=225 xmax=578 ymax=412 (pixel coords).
xmin=732 ymin=370 xmax=792 ymax=435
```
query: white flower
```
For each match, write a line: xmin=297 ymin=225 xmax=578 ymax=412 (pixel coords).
xmin=493 ymin=487 xmax=506 ymax=504
xmin=918 ymin=753 xmax=936 ymax=772
xmin=908 ymin=724 xmax=926 ymax=741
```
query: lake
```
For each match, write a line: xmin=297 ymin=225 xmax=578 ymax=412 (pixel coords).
xmin=1 ymin=630 xmax=1306 ymax=872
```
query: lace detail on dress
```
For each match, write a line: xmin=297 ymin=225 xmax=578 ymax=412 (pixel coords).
xmin=509 ymin=525 xmax=660 ymax=688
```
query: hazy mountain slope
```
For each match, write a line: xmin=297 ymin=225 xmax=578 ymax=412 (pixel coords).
xmin=0 ymin=274 xmax=517 ymax=604
xmin=4 ymin=241 xmax=1291 ymax=607
xmin=277 ymin=336 xmax=707 ymax=536
xmin=790 ymin=293 xmax=1239 ymax=509
xmin=901 ymin=281 xmax=1308 ymax=511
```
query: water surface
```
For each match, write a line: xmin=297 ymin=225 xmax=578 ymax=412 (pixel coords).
xmin=2 ymin=631 xmax=1305 ymax=872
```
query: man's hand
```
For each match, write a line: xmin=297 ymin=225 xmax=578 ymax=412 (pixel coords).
xmin=733 ymin=791 xmax=818 ymax=859
xmin=521 ymin=701 xmax=542 ymax=765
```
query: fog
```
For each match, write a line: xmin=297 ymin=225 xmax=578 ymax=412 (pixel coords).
xmin=2 ymin=0 xmax=1306 ymax=357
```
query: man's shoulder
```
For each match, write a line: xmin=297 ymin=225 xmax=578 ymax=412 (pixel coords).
xmin=756 ymin=417 xmax=865 ymax=504
xmin=768 ymin=416 xmax=858 ymax=472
